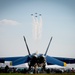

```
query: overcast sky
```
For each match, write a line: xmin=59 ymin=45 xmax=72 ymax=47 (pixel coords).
xmin=0 ymin=0 xmax=75 ymax=68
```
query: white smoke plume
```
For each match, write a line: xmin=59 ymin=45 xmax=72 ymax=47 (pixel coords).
xmin=31 ymin=13 xmax=43 ymax=40
xmin=39 ymin=15 xmax=43 ymax=39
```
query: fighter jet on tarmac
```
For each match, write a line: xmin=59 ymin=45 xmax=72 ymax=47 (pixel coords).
xmin=0 ymin=36 xmax=75 ymax=71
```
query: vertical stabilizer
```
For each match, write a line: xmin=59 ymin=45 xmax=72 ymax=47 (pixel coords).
xmin=44 ymin=37 xmax=53 ymax=56
xmin=23 ymin=36 xmax=31 ymax=55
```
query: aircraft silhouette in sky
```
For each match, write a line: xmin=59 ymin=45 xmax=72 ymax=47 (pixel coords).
xmin=0 ymin=36 xmax=75 ymax=70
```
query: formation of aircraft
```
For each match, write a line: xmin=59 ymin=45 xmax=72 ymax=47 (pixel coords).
xmin=0 ymin=36 xmax=75 ymax=70
xmin=31 ymin=13 xmax=41 ymax=17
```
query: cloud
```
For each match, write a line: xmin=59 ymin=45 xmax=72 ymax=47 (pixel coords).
xmin=0 ymin=19 xmax=20 ymax=25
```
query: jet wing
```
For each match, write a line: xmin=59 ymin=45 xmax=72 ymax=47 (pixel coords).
xmin=46 ymin=55 xmax=66 ymax=66
xmin=0 ymin=56 xmax=24 ymax=62
xmin=0 ymin=55 xmax=30 ymax=66
xmin=53 ymin=57 xmax=75 ymax=64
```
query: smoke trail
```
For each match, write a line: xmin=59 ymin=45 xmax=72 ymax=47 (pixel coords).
xmin=31 ymin=14 xmax=43 ymax=40
xmin=39 ymin=15 xmax=43 ymax=39
xmin=35 ymin=17 xmax=38 ymax=39
xmin=31 ymin=15 xmax=36 ymax=39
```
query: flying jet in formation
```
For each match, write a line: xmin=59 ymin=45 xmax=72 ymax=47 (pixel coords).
xmin=0 ymin=36 xmax=75 ymax=70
